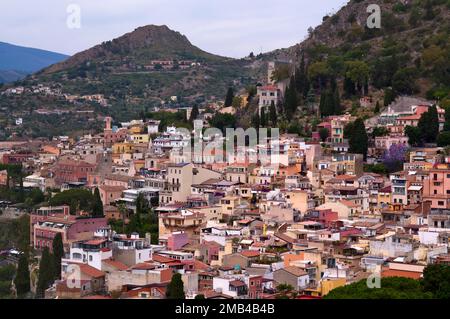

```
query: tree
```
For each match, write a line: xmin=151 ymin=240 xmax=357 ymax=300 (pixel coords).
xmin=224 ymin=87 xmax=234 ymax=107
xmin=333 ymin=86 xmax=342 ymax=115
xmin=295 ymin=53 xmax=308 ymax=98
xmin=136 ymin=193 xmax=149 ymax=217
xmin=284 ymin=76 xmax=298 ymax=117
xmin=405 ymin=126 xmax=422 ymax=146
xmin=36 ymin=247 xmax=54 ymax=298
xmin=260 ymin=107 xmax=267 ymax=127
xmin=384 ymin=88 xmax=396 ymax=107
xmin=347 ymin=118 xmax=368 ymax=160
xmin=437 ymin=131 xmax=450 ymax=147
xmin=372 ymin=127 xmax=389 ymax=138
xmin=374 ymin=101 xmax=381 ymax=113
xmin=52 ymin=233 xmax=64 ymax=280
xmin=189 ymin=105 xmax=199 ymax=122
xmin=92 ymin=187 xmax=104 ymax=217
xmin=209 ymin=113 xmax=237 ymax=133
xmin=325 ymin=277 xmax=432 ymax=299
xmin=345 ymin=61 xmax=370 ymax=95
xmin=383 ymin=143 xmax=408 ymax=173
xmin=166 ymin=273 xmax=185 ymax=299
xmin=392 ymin=68 xmax=418 ymax=95
xmin=232 ymin=96 xmax=243 ymax=109
xmin=308 ymin=61 xmax=330 ymax=89
xmin=276 ymin=283 xmax=294 ymax=299
xmin=14 ymin=254 xmax=30 ymax=297
xmin=195 ymin=294 xmax=205 ymax=299
xmin=319 ymin=128 xmax=329 ymax=142
xmin=49 ymin=189 xmax=96 ymax=215
xmin=251 ymin=112 xmax=260 ymax=129
xmin=418 ymin=105 xmax=439 ymax=144
xmin=422 ymin=264 xmax=450 ymax=299
xmin=269 ymin=101 xmax=277 ymax=127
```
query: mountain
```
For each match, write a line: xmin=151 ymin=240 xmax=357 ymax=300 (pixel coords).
xmin=32 ymin=25 xmax=255 ymax=103
xmin=263 ymin=0 xmax=449 ymax=99
xmin=43 ymin=25 xmax=225 ymax=74
xmin=0 ymin=42 xmax=69 ymax=83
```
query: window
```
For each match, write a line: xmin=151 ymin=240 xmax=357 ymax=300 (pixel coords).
xmin=89 ymin=255 xmax=93 ymax=261
xmin=438 ymin=201 xmax=444 ymax=206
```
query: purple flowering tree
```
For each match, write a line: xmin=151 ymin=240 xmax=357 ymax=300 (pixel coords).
xmin=383 ymin=143 xmax=408 ymax=173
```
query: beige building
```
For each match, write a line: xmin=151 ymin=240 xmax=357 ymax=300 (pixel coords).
xmin=161 ymin=163 xmax=222 ymax=204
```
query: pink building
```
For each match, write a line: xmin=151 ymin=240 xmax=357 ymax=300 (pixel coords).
xmin=167 ymin=231 xmax=189 ymax=250
xmin=98 ymin=185 xmax=125 ymax=206
xmin=31 ymin=205 xmax=107 ymax=251
xmin=422 ymin=168 xmax=450 ymax=209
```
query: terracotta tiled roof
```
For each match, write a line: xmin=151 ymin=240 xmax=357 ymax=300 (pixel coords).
xmin=78 ymin=264 xmax=106 ymax=278
xmin=281 ymin=266 xmax=307 ymax=277
xmin=103 ymin=259 xmax=129 ymax=271
xmin=240 ymin=250 xmax=260 ymax=258
xmin=152 ymin=254 xmax=177 ymax=263
xmin=132 ymin=263 xmax=157 ymax=271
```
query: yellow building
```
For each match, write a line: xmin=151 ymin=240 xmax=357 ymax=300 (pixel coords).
xmin=129 ymin=134 xmax=149 ymax=144
xmin=378 ymin=186 xmax=392 ymax=207
xmin=129 ymin=125 xmax=143 ymax=134
xmin=112 ymin=142 xmax=134 ymax=154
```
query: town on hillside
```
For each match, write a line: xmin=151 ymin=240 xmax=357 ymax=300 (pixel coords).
xmin=0 ymin=0 xmax=449 ymax=302
xmin=1 ymin=57 xmax=450 ymax=300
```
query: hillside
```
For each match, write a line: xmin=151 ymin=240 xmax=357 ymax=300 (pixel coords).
xmin=265 ymin=0 xmax=449 ymax=100
xmin=30 ymin=25 xmax=256 ymax=103
xmin=0 ymin=42 xmax=68 ymax=83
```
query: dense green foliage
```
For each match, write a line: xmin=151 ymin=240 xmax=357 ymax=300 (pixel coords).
xmin=166 ymin=273 xmax=185 ymax=299
xmin=36 ymin=247 xmax=54 ymax=298
xmin=0 ymin=215 xmax=30 ymax=253
xmin=325 ymin=277 xmax=432 ymax=299
xmin=224 ymin=87 xmax=235 ymax=107
xmin=14 ymin=254 xmax=30 ymax=297
xmin=326 ymin=264 xmax=450 ymax=299
xmin=52 ymin=233 xmax=64 ymax=280
xmin=48 ymin=189 xmax=95 ymax=215
xmin=0 ymin=264 xmax=15 ymax=298
xmin=345 ymin=118 xmax=368 ymax=160
xmin=92 ymin=187 xmax=104 ymax=217
xmin=421 ymin=264 xmax=450 ymax=299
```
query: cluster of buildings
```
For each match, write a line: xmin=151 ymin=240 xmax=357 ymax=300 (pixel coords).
xmin=1 ymin=84 xmax=108 ymax=107
xmin=1 ymin=94 xmax=449 ymax=299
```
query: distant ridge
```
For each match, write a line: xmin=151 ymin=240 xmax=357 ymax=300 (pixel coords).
xmin=0 ymin=42 xmax=69 ymax=83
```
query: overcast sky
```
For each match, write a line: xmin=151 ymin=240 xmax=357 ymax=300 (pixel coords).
xmin=0 ymin=0 xmax=348 ymax=58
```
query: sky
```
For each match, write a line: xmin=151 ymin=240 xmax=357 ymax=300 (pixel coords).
xmin=0 ymin=0 xmax=348 ymax=58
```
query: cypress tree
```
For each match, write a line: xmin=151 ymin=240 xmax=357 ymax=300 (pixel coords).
xmin=260 ymin=107 xmax=267 ymax=127
xmin=269 ymin=101 xmax=277 ymax=127
xmin=166 ymin=273 xmax=185 ymax=299
xmin=343 ymin=76 xmax=355 ymax=98
xmin=15 ymin=254 xmax=30 ymax=297
xmin=333 ymin=87 xmax=342 ymax=115
xmin=92 ymin=187 xmax=104 ymax=217
xmin=295 ymin=53 xmax=308 ymax=98
xmin=224 ymin=87 xmax=234 ymax=107
xmin=348 ymin=118 xmax=368 ymax=160
xmin=36 ymin=247 xmax=54 ymax=298
xmin=374 ymin=101 xmax=380 ymax=113
xmin=52 ymin=233 xmax=64 ymax=280
xmin=418 ymin=105 xmax=439 ymax=143
xmin=252 ymin=112 xmax=260 ymax=129
xmin=189 ymin=105 xmax=199 ymax=123
xmin=284 ymin=76 xmax=298 ymax=117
